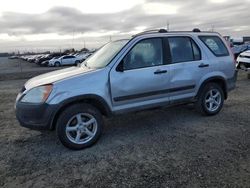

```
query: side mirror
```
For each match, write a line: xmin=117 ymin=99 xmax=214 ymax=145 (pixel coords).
xmin=116 ymin=60 xmax=124 ymax=72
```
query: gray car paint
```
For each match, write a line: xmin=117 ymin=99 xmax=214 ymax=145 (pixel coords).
xmin=19 ymin=32 xmax=236 ymax=116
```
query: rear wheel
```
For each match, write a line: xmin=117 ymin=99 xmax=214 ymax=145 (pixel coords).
xmin=196 ymin=83 xmax=224 ymax=116
xmin=56 ymin=104 xmax=103 ymax=150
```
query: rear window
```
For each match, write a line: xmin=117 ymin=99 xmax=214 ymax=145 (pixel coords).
xmin=199 ymin=36 xmax=229 ymax=57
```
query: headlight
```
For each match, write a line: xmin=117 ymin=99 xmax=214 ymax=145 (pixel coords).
xmin=21 ymin=84 xmax=53 ymax=103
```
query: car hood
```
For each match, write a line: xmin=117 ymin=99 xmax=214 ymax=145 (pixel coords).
xmin=25 ymin=66 xmax=94 ymax=90
xmin=240 ymin=50 xmax=250 ymax=56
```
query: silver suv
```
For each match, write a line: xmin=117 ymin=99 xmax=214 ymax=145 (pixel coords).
xmin=15 ymin=29 xmax=237 ymax=150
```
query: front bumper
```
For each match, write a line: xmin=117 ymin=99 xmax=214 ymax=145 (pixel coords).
xmin=237 ymin=62 xmax=250 ymax=70
xmin=15 ymin=101 xmax=58 ymax=130
xmin=237 ymin=57 xmax=250 ymax=70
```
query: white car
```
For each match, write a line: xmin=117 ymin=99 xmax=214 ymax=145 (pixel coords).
xmin=76 ymin=53 xmax=91 ymax=62
xmin=48 ymin=55 xmax=80 ymax=67
xmin=237 ymin=50 xmax=250 ymax=70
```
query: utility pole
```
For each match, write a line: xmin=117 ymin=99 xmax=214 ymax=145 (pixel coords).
xmin=167 ymin=21 xmax=170 ymax=31
xmin=211 ymin=25 xmax=215 ymax=32
xmin=72 ymin=30 xmax=75 ymax=49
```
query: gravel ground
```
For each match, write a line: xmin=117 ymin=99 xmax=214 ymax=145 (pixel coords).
xmin=0 ymin=70 xmax=249 ymax=188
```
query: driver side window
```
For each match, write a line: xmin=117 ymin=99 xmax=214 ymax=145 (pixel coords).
xmin=123 ymin=38 xmax=163 ymax=70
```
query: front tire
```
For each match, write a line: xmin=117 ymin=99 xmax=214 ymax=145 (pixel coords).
xmin=196 ymin=83 xmax=224 ymax=116
xmin=56 ymin=103 xmax=103 ymax=150
xmin=54 ymin=62 xmax=61 ymax=67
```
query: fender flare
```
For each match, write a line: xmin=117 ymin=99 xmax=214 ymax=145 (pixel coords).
xmin=49 ymin=94 xmax=112 ymax=129
xmin=196 ymin=76 xmax=228 ymax=100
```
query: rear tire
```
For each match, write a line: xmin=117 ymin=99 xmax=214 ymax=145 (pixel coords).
xmin=56 ymin=103 xmax=103 ymax=150
xmin=195 ymin=83 xmax=224 ymax=116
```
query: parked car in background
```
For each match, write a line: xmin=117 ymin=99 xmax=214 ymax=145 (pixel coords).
xmin=76 ymin=53 xmax=92 ymax=63
xmin=15 ymin=29 xmax=237 ymax=150
xmin=36 ymin=53 xmax=63 ymax=66
xmin=236 ymin=50 xmax=250 ymax=70
xmin=27 ymin=54 xmax=43 ymax=63
xmin=8 ymin=55 xmax=19 ymax=59
xmin=48 ymin=55 xmax=80 ymax=67
xmin=35 ymin=54 xmax=50 ymax=65
xmin=232 ymin=43 xmax=250 ymax=59
xmin=40 ymin=57 xmax=58 ymax=67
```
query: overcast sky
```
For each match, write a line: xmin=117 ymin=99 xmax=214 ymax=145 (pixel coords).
xmin=0 ymin=0 xmax=250 ymax=52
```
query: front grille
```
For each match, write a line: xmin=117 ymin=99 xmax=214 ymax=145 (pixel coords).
xmin=242 ymin=63 xmax=250 ymax=68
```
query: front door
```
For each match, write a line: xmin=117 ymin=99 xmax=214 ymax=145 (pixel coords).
xmin=110 ymin=38 xmax=171 ymax=112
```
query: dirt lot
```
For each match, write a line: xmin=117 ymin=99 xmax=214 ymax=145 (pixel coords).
xmin=0 ymin=67 xmax=249 ymax=187
xmin=0 ymin=57 xmax=60 ymax=80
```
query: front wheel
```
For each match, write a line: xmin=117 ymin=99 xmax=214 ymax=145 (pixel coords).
xmin=56 ymin=104 xmax=103 ymax=150
xmin=196 ymin=83 xmax=224 ymax=116
xmin=54 ymin=62 xmax=61 ymax=67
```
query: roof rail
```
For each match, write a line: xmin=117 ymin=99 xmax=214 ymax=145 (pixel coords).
xmin=132 ymin=28 xmax=167 ymax=37
xmin=131 ymin=28 xmax=220 ymax=38
xmin=192 ymin=28 xmax=201 ymax=32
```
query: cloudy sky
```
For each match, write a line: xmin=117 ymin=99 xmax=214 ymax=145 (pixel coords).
xmin=0 ymin=0 xmax=250 ymax=52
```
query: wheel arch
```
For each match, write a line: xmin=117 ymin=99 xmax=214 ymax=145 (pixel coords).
xmin=196 ymin=76 xmax=228 ymax=100
xmin=50 ymin=94 xmax=112 ymax=130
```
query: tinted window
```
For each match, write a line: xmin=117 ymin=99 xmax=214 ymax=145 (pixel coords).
xmin=123 ymin=38 xmax=163 ymax=70
xmin=168 ymin=37 xmax=200 ymax=63
xmin=199 ymin=36 xmax=229 ymax=56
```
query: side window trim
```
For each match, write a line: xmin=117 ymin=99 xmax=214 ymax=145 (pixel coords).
xmin=122 ymin=37 xmax=165 ymax=71
xmin=191 ymin=38 xmax=202 ymax=60
xmin=166 ymin=36 xmax=202 ymax=64
xmin=163 ymin=38 xmax=172 ymax=65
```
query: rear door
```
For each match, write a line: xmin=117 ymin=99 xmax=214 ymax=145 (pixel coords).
xmin=110 ymin=38 xmax=172 ymax=111
xmin=199 ymin=35 xmax=235 ymax=79
xmin=68 ymin=56 xmax=76 ymax=65
xmin=166 ymin=36 xmax=212 ymax=102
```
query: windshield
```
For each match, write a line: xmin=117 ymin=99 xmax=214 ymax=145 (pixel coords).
xmin=83 ymin=39 xmax=128 ymax=69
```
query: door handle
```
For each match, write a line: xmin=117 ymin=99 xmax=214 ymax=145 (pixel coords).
xmin=198 ymin=63 xmax=209 ymax=68
xmin=154 ymin=70 xmax=167 ymax=74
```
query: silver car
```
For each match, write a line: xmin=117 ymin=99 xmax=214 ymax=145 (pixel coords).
xmin=15 ymin=29 xmax=237 ymax=150
xmin=48 ymin=55 xmax=81 ymax=67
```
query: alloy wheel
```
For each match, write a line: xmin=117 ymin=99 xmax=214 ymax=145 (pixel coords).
xmin=205 ymin=89 xmax=222 ymax=112
xmin=65 ymin=113 xmax=97 ymax=144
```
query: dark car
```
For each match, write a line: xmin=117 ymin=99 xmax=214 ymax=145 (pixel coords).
xmin=38 ymin=53 xmax=65 ymax=66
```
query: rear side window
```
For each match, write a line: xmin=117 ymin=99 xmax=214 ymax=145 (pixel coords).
xmin=199 ymin=36 xmax=229 ymax=57
xmin=168 ymin=37 xmax=201 ymax=63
